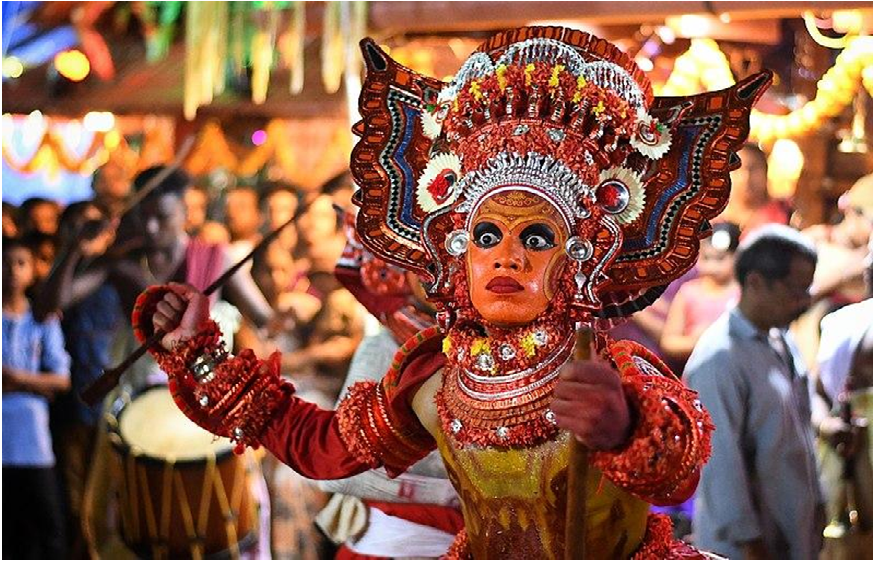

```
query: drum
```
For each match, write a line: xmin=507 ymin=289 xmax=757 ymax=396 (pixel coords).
xmin=105 ymin=386 xmax=258 ymax=559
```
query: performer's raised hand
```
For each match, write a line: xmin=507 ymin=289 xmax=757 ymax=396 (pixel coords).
xmin=551 ymin=356 xmax=631 ymax=451
xmin=152 ymin=282 xmax=210 ymax=351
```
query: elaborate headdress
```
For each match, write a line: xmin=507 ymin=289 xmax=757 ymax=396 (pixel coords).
xmin=350 ymin=26 xmax=770 ymax=328
xmin=335 ymin=213 xmax=433 ymax=342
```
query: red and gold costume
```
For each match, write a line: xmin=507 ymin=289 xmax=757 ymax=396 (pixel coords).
xmin=135 ymin=27 xmax=770 ymax=559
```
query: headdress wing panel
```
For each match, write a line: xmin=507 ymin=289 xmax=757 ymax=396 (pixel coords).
xmin=350 ymin=39 xmax=446 ymax=280
xmin=600 ymin=72 xmax=772 ymax=301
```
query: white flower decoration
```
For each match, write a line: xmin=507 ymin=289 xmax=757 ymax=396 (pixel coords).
xmin=416 ymin=153 xmax=463 ymax=212
xmin=421 ymin=111 xmax=442 ymax=140
xmin=630 ymin=113 xmax=672 ymax=160
xmin=420 ymin=102 xmax=451 ymax=140
xmin=597 ymin=166 xmax=645 ymax=225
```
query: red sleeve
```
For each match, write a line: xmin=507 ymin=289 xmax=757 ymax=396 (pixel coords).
xmin=133 ymin=286 xmax=444 ymax=480
xmin=262 ymin=331 xmax=446 ymax=478
xmin=258 ymin=397 xmax=371 ymax=479
xmin=590 ymin=339 xmax=713 ymax=505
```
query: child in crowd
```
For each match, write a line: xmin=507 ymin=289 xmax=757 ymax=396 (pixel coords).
xmin=661 ymin=222 xmax=742 ymax=362
xmin=2 ymin=236 xmax=72 ymax=559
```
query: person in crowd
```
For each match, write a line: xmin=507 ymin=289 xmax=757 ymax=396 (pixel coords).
xmin=22 ymin=230 xmax=58 ymax=288
xmin=720 ymin=144 xmax=790 ymax=234
xmin=92 ymin=161 xmax=132 ymax=218
xmin=813 ymin=234 xmax=873 ymax=559
xmin=236 ymin=237 xmax=323 ymax=559
xmin=261 ymin=181 xmax=302 ymax=256
xmin=3 ymin=201 xmax=19 ymax=237
xmin=685 ymin=224 xmax=824 ymax=559
xmin=2 ymin=236 xmax=72 ymax=559
xmin=35 ymin=166 xmax=275 ymax=342
xmin=661 ymin=222 xmax=741 ymax=362
xmin=793 ymin=173 xmax=873 ymax=370
xmin=296 ymin=192 xmax=347 ymax=287
xmin=236 ymin=238 xmax=313 ymax=358
xmin=323 ymin=171 xmax=357 ymax=215
xmin=18 ymin=196 xmax=62 ymax=237
xmin=185 ymin=185 xmax=231 ymax=245
xmin=37 ymin=167 xmax=270 ymax=559
xmin=225 ymin=185 xmax=263 ymax=262
xmin=817 ymin=234 xmax=873 ymax=404
xmin=184 ymin=184 xmax=211 ymax=238
xmin=806 ymin=173 xmax=873 ymax=306
xmin=47 ymin=200 xmax=124 ymax=558
xmin=279 ymin=280 xmax=364 ymax=405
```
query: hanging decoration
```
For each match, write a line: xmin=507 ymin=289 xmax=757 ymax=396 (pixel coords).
xmin=657 ymin=36 xmax=873 ymax=142
xmin=251 ymin=7 xmax=281 ymax=104
xmin=321 ymin=1 xmax=343 ymax=94
xmin=184 ymin=121 xmax=240 ymax=176
xmin=184 ymin=2 xmax=229 ymax=120
xmin=70 ymin=1 xmax=116 ymax=80
xmin=135 ymin=1 xmax=184 ymax=62
xmin=1 ymin=114 xmax=174 ymax=178
xmin=278 ymin=2 xmax=307 ymax=95
xmin=181 ymin=118 xmax=352 ymax=191
xmin=162 ymin=1 xmax=361 ymax=118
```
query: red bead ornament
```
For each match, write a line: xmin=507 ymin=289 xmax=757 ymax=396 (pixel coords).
xmin=631 ymin=514 xmax=709 ymax=559
xmin=336 ymin=380 xmax=434 ymax=475
xmin=441 ymin=529 xmax=471 ymax=560
xmin=596 ymin=179 xmax=630 ymax=214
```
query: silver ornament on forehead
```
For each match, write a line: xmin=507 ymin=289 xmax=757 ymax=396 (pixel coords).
xmin=445 ymin=229 xmax=470 ymax=256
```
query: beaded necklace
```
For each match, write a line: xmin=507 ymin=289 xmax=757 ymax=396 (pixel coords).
xmin=437 ymin=317 xmax=574 ymax=448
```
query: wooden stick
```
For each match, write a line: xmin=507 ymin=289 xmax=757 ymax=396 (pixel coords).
xmin=80 ymin=201 xmax=309 ymax=406
xmin=565 ymin=326 xmax=593 ymax=559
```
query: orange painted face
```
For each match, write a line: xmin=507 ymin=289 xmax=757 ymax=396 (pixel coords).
xmin=467 ymin=190 xmax=569 ymax=327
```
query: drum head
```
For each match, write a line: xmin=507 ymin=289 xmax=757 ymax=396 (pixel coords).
xmin=117 ymin=386 xmax=232 ymax=461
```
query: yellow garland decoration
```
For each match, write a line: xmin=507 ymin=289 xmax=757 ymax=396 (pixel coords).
xmin=657 ymin=36 xmax=873 ymax=142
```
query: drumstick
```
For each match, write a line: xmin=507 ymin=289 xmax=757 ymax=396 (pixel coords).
xmin=80 ymin=200 xmax=310 ymax=406
xmin=565 ymin=325 xmax=592 ymax=559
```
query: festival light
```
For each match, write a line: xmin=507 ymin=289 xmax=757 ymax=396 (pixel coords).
xmin=3 ymin=57 xmax=24 ymax=79
xmin=54 ymin=49 xmax=90 ymax=82
xmin=251 ymin=129 xmax=268 ymax=146
xmin=634 ymin=56 xmax=654 ymax=72
xmin=768 ymin=139 xmax=804 ymax=198
xmin=84 ymin=111 xmax=115 ymax=132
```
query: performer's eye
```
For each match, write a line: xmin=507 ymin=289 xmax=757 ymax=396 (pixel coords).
xmin=520 ymin=224 xmax=556 ymax=250
xmin=473 ymin=222 xmax=502 ymax=249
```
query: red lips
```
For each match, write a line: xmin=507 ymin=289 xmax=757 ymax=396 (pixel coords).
xmin=486 ymin=276 xmax=524 ymax=294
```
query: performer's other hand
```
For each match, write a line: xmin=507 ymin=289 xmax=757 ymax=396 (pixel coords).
xmin=551 ymin=357 xmax=631 ymax=450
xmin=153 ymin=283 xmax=210 ymax=351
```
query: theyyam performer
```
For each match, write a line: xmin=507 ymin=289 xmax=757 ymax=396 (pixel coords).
xmin=135 ymin=26 xmax=771 ymax=558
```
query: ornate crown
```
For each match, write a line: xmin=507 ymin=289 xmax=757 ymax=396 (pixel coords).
xmin=350 ymin=26 xmax=771 ymax=325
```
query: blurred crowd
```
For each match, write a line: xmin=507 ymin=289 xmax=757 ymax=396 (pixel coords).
xmin=2 ymin=143 xmax=873 ymax=559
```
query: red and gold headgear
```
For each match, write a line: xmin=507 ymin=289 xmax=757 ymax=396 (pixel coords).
xmin=335 ymin=213 xmax=433 ymax=342
xmin=350 ymin=26 xmax=770 ymax=329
